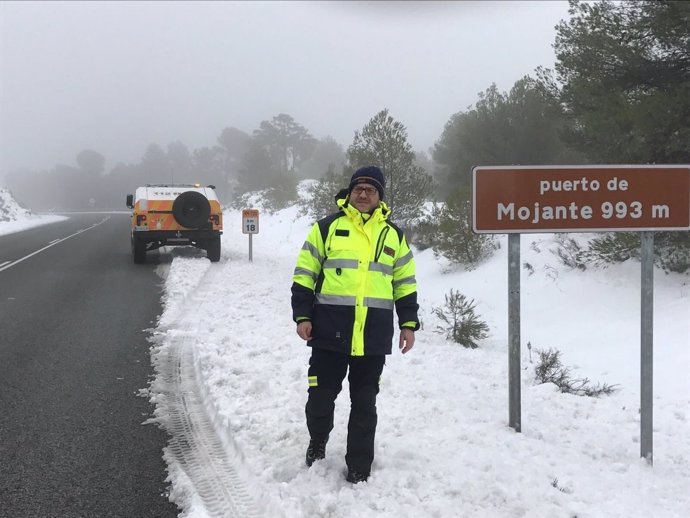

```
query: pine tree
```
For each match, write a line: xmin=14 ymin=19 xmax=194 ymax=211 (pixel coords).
xmin=299 ymin=165 xmax=350 ymax=220
xmin=347 ymin=109 xmax=432 ymax=227
xmin=551 ymin=0 xmax=690 ymax=272
xmin=433 ymin=188 xmax=498 ymax=269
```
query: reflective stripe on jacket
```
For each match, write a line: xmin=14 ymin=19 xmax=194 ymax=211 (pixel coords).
xmin=291 ymin=197 xmax=419 ymax=356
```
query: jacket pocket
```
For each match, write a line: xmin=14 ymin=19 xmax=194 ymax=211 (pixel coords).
xmin=312 ymin=304 xmax=355 ymax=346
xmin=364 ymin=307 xmax=394 ymax=350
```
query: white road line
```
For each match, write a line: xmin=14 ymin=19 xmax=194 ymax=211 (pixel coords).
xmin=0 ymin=261 xmax=10 ymax=269
xmin=0 ymin=217 xmax=111 ymax=273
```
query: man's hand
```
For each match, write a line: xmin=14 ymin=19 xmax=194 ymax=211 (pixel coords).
xmin=296 ymin=321 xmax=313 ymax=341
xmin=399 ymin=328 xmax=415 ymax=354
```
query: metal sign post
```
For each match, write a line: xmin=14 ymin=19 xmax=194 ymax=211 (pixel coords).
xmin=472 ymin=165 xmax=690 ymax=463
xmin=241 ymin=208 xmax=259 ymax=262
xmin=640 ymin=232 xmax=654 ymax=463
xmin=508 ymin=233 xmax=521 ymax=433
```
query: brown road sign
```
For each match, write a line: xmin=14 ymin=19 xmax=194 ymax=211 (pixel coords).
xmin=472 ymin=165 xmax=690 ymax=233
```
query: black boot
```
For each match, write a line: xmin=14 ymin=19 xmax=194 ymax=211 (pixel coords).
xmin=305 ymin=439 xmax=327 ymax=467
xmin=345 ymin=468 xmax=369 ymax=484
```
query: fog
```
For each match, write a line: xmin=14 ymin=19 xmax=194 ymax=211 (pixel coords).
xmin=0 ymin=0 xmax=570 ymax=177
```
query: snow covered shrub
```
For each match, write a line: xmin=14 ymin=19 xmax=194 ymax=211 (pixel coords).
xmin=575 ymin=231 xmax=690 ymax=274
xmin=230 ymin=174 xmax=300 ymax=214
xmin=298 ymin=167 xmax=349 ymax=220
xmin=262 ymin=173 xmax=299 ymax=213
xmin=534 ymin=347 xmax=618 ymax=397
xmin=432 ymin=289 xmax=489 ymax=348
xmin=228 ymin=190 xmax=251 ymax=210
xmin=433 ymin=189 xmax=498 ymax=270
xmin=655 ymin=231 xmax=690 ymax=274
xmin=551 ymin=478 xmax=571 ymax=494
xmin=407 ymin=203 xmax=441 ymax=251
xmin=0 ymin=188 xmax=31 ymax=222
xmin=551 ymin=234 xmax=587 ymax=271
xmin=581 ymin=232 xmax=640 ymax=267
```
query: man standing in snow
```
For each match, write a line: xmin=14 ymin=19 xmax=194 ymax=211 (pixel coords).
xmin=291 ymin=165 xmax=420 ymax=484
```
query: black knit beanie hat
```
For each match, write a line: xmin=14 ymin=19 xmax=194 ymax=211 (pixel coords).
xmin=349 ymin=166 xmax=385 ymax=200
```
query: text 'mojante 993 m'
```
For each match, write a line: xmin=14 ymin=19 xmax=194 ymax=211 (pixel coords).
xmin=472 ymin=165 xmax=690 ymax=234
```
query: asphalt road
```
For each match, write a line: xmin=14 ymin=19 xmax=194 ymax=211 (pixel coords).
xmin=0 ymin=213 xmax=179 ymax=517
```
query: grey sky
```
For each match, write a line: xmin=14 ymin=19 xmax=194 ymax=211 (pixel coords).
xmin=0 ymin=0 xmax=570 ymax=174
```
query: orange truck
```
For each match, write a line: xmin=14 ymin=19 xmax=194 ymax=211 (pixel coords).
xmin=126 ymin=184 xmax=223 ymax=263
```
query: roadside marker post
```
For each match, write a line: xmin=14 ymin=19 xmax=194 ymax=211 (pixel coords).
xmin=472 ymin=164 xmax=690 ymax=464
xmin=241 ymin=208 xmax=259 ymax=262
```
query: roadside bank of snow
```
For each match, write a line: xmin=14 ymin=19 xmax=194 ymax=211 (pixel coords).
xmin=0 ymin=188 xmax=67 ymax=235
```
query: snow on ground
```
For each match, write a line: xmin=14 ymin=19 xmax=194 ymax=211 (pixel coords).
xmin=150 ymin=200 xmax=690 ymax=518
xmin=2 ymin=186 xmax=687 ymax=517
xmin=0 ymin=188 xmax=67 ymax=235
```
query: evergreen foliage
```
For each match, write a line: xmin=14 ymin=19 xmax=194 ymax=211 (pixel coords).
xmin=235 ymin=139 xmax=277 ymax=196
xmin=550 ymin=234 xmax=588 ymax=271
xmin=432 ymin=289 xmax=489 ymax=348
xmin=299 ymin=137 xmax=346 ymax=180
xmin=432 ymin=188 xmax=498 ymax=268
xmin=347 ymin=109 xmax=433 ymax=227
xmin=549 ymin=232 xmax=690 ymax=275
xmin=230 ymin=172 xmax=299 ymax=214
xmin=407 ymin=202 xmax=442 ymax=251
xmin=553 ymin=0 xmax=690 ymax=164
xmin=432 ymin=77 xmax=580 ymax=197
xmin=252 ymin=113 xmax=316 ymax=174
xmin=549 ymin=0 xmax=690 ymax=272
xmin=261 ymin=172 xmax=300 ymax=213
xmin=215 ymin=127 xmax=251 ymax=198
xmin=299 ymin=165 xmax=350 ymax=220
xmin=656 ymin=232 xmax=690 ymax=274
xmin=575 ymin=232 xmax=690 ymax=274
xmin=534 ymin=347 xmax=618 ymax=397
xmin=234 ymin=114 xmax=316 ymax=201
xmin=582 ymin=233 xmax=642 ymax=267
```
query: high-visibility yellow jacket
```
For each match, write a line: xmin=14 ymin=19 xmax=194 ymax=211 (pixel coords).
xmin=291 ymin=196 xmax=419 ymax=356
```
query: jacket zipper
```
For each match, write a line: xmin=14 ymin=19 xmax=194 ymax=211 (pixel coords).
xmin=374 ymin=226 xmax=390 ymax=262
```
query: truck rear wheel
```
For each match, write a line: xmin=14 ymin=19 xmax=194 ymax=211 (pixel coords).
xmin=207 ymin=237 xmax=221 ymax=262
xmin=132 ymin=237 xmax=146 ymax=264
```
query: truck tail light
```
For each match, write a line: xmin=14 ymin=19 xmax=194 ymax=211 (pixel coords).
xmin=137 ymin=214 xmax=147 ymax=225
xmin=210 ymin=214 xmax=220 ymax=225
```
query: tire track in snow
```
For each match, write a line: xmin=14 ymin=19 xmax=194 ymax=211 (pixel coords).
xmin=150 ymin=260 xmax=264 ymax=518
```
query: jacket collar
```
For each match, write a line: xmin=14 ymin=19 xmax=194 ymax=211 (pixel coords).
xmin=336 ymin=194 xmax=390 ymax=223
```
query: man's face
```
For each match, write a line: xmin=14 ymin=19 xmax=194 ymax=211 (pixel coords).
xmin=350 ymin=183 xmax=380 ymax=213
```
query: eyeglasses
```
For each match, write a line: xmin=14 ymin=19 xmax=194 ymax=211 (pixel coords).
xmin=352 ymin=186 xmax=378 ymax=196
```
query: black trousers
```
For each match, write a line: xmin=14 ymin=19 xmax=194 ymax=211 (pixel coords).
xmin=305 ymin=348 xmax=386 ymax=474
